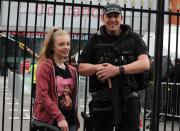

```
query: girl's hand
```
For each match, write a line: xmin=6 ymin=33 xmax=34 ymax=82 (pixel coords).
xmin=58 ymin=119 xmax=69 ymax=131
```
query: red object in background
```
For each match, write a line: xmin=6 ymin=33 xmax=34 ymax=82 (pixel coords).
xmin=170 ymin=0 xmax=180 ymax=25
xmin=20 ymin=59 xmax=30 ymax=74
xmin=139 ymin=117 xmax=143 ymax=129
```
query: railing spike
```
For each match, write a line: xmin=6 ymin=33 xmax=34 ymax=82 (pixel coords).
xmin=148 ymin=0 xmax=152 ymax=8
xmin=141 ymin=0 xmax=144 ymax=6
xmin=131 ymin=0 xmax=136 ymax=6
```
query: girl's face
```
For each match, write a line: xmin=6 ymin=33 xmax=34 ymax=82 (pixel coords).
xmin=53 ymin=35 xmax=70 ymax=60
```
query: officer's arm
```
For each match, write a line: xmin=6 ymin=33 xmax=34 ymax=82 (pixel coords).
xmin=123 ymin=54 xmax=150 ymax=74
xmin=78 ymin=63 xmax=102 ymax=76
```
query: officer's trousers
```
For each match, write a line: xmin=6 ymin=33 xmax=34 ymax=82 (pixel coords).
xmin=87 ymin=97 xmax=141 ymax=131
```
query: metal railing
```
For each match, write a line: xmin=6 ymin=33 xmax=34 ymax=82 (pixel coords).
xmin=1 ymin=0 xmax=180 ymax=131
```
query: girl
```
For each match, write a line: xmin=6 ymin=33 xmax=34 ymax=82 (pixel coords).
xmin=33 ymin=28 xmax=79 ymax=131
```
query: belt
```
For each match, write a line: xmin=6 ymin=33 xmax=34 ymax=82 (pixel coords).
xmin=91 ymin=89 xmax=110 ymax=98
xmin=91 ymin=89 xmax=139 ymax=98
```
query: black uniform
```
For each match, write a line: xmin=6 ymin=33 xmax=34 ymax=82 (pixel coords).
xmin=79 ymin=24 xmax=148 ymax=131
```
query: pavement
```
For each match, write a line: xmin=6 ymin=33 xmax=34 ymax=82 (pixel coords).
xmin=0 ymin=75 xmax=179 ymax=131
xmin=0 ymin=75 xmax=90 ymax=131
xmin=0 ymin=76 xmax=31 ymax=131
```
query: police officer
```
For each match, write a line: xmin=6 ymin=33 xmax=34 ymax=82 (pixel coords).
xmin=78 ymin=3 xmax=150 ymax=131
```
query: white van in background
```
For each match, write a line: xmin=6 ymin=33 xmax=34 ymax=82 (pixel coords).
xmin=142 ymin=25 xmax=180 ymax=60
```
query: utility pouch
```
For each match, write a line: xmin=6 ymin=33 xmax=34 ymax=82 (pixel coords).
xmin=134 ymin=71 xmax=149 ymax=90
xmin=89 ymin=90 xmax=112 ymax=122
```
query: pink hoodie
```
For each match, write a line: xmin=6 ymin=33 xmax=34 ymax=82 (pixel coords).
xmin=33 ymin=58 xmax=79 ymax=126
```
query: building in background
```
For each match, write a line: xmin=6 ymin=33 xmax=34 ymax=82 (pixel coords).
xmin=0 ymin=0 xmax=177 ymax=75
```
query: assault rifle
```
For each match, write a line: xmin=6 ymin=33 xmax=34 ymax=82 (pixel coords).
xmin=95 ymin=43 xmax=127 ymax=129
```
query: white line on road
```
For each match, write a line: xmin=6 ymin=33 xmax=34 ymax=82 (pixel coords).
xmin=9 ymin=108 xmax=18 ymax=111
xmin=6 ymin=102 xmax=19 ymax=105
xmin=8 ymin=117 xmax=20 ymax=120
xmin=8 ymin=116 xmax=30 ymax=120
xmin=23 ymin=109 xmax=30 ymax=112
xmin=5 ymin=97 xmax=12 ymax=100
xmin=80 ymin=105 xmax=85 ymax=108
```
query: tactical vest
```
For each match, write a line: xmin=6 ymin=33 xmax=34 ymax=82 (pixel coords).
xmin=89 ymin=31 xmax=149 ymax=93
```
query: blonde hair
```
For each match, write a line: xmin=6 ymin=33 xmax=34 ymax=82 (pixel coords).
xmin=39 ymin=27 xmax=69 ymax=62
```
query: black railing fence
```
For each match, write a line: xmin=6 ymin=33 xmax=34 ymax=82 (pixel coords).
xmin=0 ymin=0 xmax=180 ymax=131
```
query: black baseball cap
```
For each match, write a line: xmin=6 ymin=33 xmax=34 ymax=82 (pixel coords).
xmin=103 ymin=3 xmax=122 ymax=15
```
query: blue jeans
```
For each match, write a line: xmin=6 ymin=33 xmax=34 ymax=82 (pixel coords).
xmin=69 ymin=125 xmax=77 ymax=131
